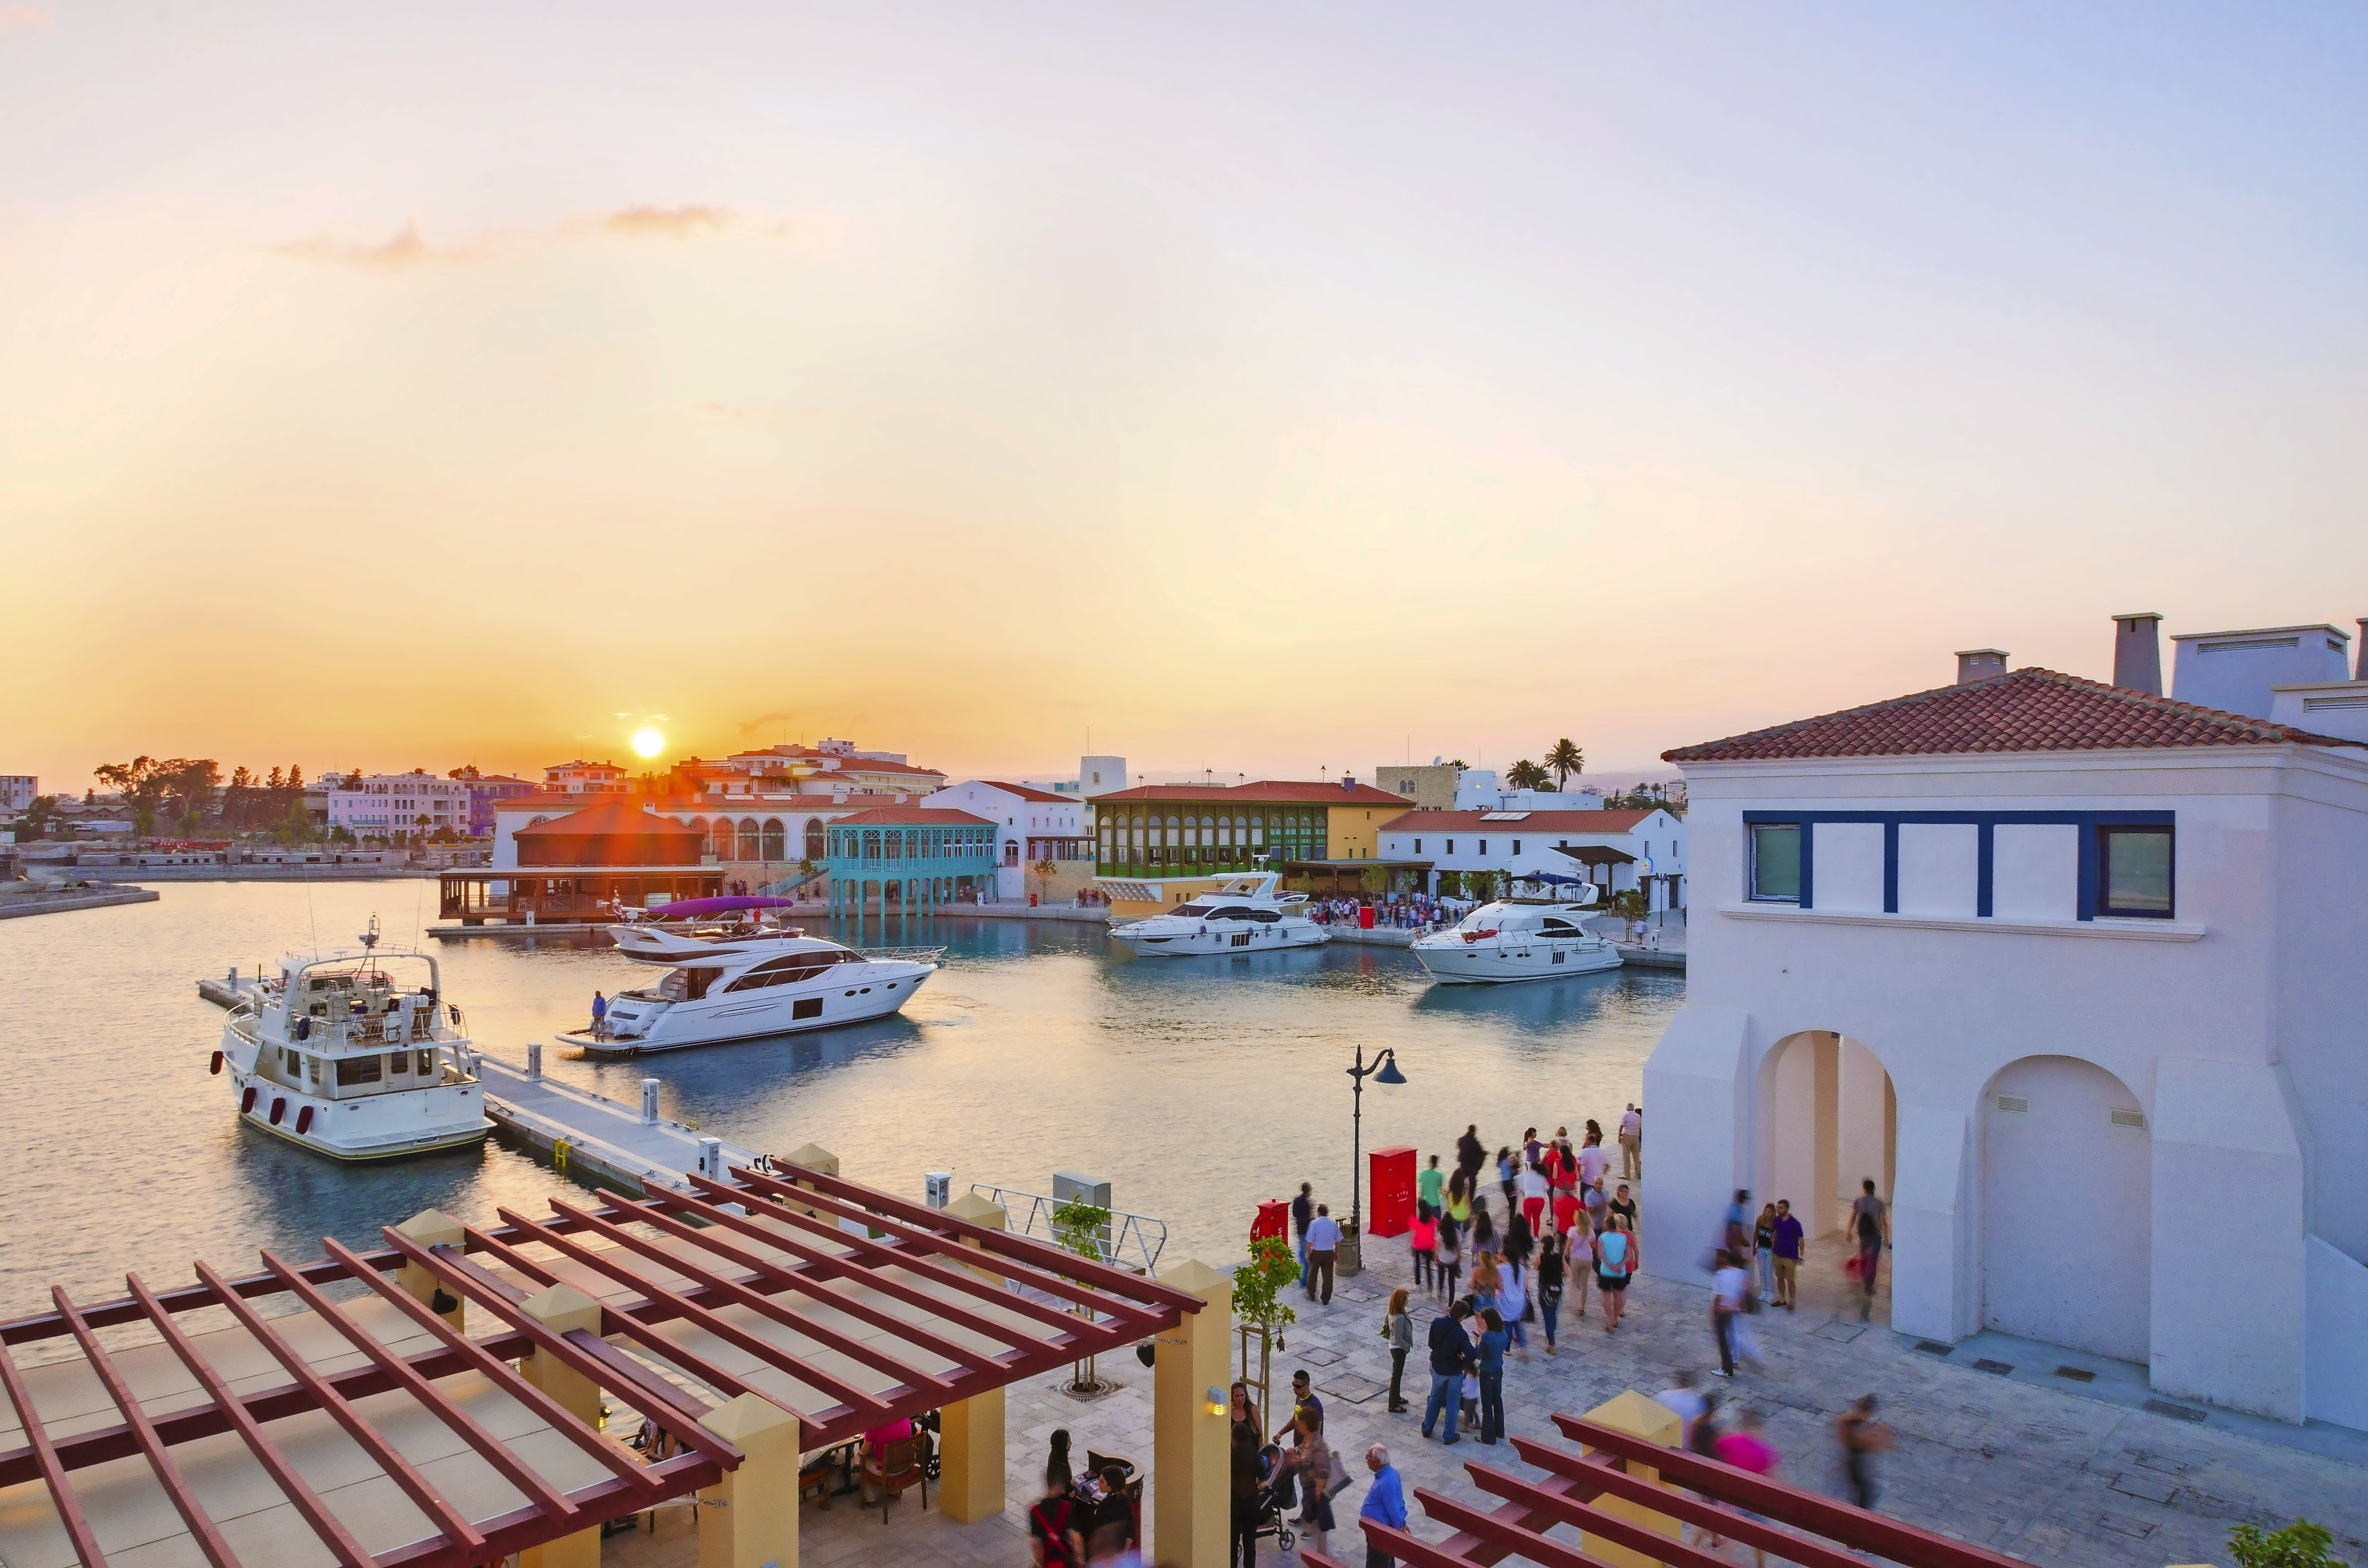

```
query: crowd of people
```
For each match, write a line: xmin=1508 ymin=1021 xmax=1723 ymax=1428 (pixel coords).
xmin=1307 ymin=892 xmax=1469 ymax=929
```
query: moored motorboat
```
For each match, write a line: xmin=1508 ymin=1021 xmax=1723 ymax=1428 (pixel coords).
xmin=1108 ymin=871 xmax=1330 ymax=957
xmin=215 ymin=918 xmax=490 ymax=1160
xmin=1410 ymin=887 xmax=1620 ymax=984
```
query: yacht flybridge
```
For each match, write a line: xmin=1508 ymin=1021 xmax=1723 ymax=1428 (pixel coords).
xmin=1109 ymin=872 xmax=1329 ymax=957
xmin=1410 ymin=885 xmax=1621 ymax=984
xmin=560 ymin=898 xmax=940 ymax=1056
xmin=214 ymin=918 xmax=489 ymax=1160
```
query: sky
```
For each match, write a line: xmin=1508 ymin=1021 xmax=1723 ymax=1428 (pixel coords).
xmin=4 ymin=3 xmax=2365 ymax=795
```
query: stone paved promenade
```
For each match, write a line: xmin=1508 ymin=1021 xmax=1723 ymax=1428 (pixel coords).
xmin=612 ymin=1216 xmax=2368 ymax=1568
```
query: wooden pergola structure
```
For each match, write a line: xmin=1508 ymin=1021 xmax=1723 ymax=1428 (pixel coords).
xmin=0 ymin=1160 xmax=1209 ymax=1568
xmin=1306 ymin=1403 xmax=2030 ymax=1568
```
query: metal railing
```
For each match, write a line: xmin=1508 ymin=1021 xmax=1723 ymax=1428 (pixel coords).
xmin=857 ymin=945 xmax=948 ymax=964
xmin=967 ymin=1183 xmax=1168 ymax=1275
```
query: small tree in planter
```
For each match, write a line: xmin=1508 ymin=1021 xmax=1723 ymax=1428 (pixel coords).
xmin=1232 ymin=1234 xmax=1300 ymax=1432
xmin=2230 ymin=1520 xmax=2346 ymax=1568
xmin=1053 ymin=1195 xmax=1115 ymax=1392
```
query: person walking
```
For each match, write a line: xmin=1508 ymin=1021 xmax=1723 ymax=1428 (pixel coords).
xmin=1359 ymin=1446 xmax=1406 ymax=1568
xmin=1498 ymin=1252 xmax=1530 ymax=1356
xmin=1712 ymin=1409 xmax=1781 ymax=1568
xmin=1517 ymin=1158 xmax=1549 ymax=1239
xmin=1711 ymin=1250 xmax=1750 ymax=1377
xmin=1455 ymin=1124 xmax=1485 ymax=1191
xmin=1851 ymin=1179 xmax=1890 ymax=1321
xmin=1469 ymin=1249 xmax=1500 ymax=1319
xmin=1566 ymin=1219 xmax=1594 ymax=1321
xmin=1417 ymin=1153 xmax=1446 ymax=1218
xmin=1297 ymin=1408 xmax=1339 ymax=1559
xmin=1409 ymin=1207 xmax=1437 ymax=1291
xmin=1607 ymin=1183 xmax=1639 ymax=1235
xmin=1420 ymin=1302 xmax=1477 ymax=1444
xmin=1835 ymin=1395 xmax=1895 ymax=1511
xmin=1596 ymin=1216 xmax=1637 ymax=1331
xmin=590 ymin=990 xmax=608 ymax=1040
xmin=1033 ymin=1453 xmax=1084 ymax=1567
xmin=1619 ymin=1102 xmax=1642 ymax=1180
xmin=1228 ymin=1385 xmax=1261 ymax=1568
xmin=1495 ymin=1146 xmax=1518 ymax=1213
xmin=1475 ymin=1307 xmax=1509 ymax=1444
xmin=1292 ymin=1183 xmax=1315 ymax=1280
xmin=1305 ymin=1204 xmax=1341 ymax=1305
xmin=1383 ymin=1288 xmax=1414 ymax=1413
xmin=1551 ymin=1180 xmax=1581 ymax=1251
xmin=1753 ymin=1203 xmax=1778 ymax=1304
xmin=1577 ymin=1132 xmax=1611 ymax=1199
xmin=1724 ymin=1189 xmax=1753 ymax=1261
xmin=1537 ymin=1230 xmax=1565 ymax=1354
xmin=1771 ymin=1200 xmax=1804 ymax=1311
xmin=1470 ymin=1198 xmax=1496 ymax=1255
xmin=1655 ymin=1370 xmax=1707 ymax=1449
xmin=1433 ymin=1215 xmax=1461 ymax=1301
xmin=1445 ymin=1169 xmax=1473 ymax=1239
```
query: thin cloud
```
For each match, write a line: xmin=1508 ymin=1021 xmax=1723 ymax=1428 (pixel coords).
xmin=0 ymin=6 xmax=51 ymax=37
xmin=739 ymin=710 xmax=799 ymax=737
xmin=601 ymin=204 xmax=736 ymax=240
xmin=272 ymin=220 xmax=498 ymax=270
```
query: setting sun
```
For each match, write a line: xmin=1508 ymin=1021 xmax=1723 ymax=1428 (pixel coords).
xmin=630 ymin=727 xmax=665 ymax=759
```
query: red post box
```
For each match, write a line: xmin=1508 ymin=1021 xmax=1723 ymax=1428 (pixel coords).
xmin=1367 ymin=1145 xmax=1417 ymax=1237
xmin=1358 ymin=903 xmax=1375 ymax=930
xmin=1252 ymin=1199 xmax=1289 ymax=1245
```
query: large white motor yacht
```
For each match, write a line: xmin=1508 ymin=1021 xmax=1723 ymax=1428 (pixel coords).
xmin=1109 ymin=872 xmax=1330 ymax=957
xmin=215 ymin=920 xmax=490 ymax=1160
xmin=559 ymin=915 xmax=940 ymax=1056
xmin=1410 ymin=890 xmax=1621 ymax=984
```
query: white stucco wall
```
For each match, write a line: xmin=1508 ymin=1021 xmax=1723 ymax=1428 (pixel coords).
xmin=1640 ymin=743 xmax=2367 ymax=1426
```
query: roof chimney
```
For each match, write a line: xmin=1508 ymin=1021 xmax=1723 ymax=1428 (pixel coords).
xmin=1955 ymin=649 xmax=2008 ymax=686
xmin=2112 ymin=612 xmax=2163 ymax=695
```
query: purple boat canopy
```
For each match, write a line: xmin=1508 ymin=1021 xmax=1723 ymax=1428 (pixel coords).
xmin=639 ymin=895 xmax=802 ymax=919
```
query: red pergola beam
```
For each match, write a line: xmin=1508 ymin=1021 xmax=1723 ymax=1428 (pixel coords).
xmin=257 ymin=1248 xmax=583 ymax=1526
xmin=1560 ymin=1416 xmax=2026 ymax=1568
xmin=540 ymin=1197 xmax=965 ymax=1402
xmin=766 ymin=1162 xmax=1209 ymax=1313
xmin=0 ymin=1320 xmax=107 ymax=1566
xmin=376 ymin=1451 xmax=721 ymax=1568
xmin=489 ymin=1205 xmax=898 ymax=1423
xmin=1414 ymin=1488 xmax=1632 ymax=1568
xmin=192 ymin=1257 xmax=488 ymax=1558
xmin=52 ymin=1285 xmax=239 ymax=1568
xmin=1507 ymin=1438 xmax=1877 ymax=1568
xmin=125 ymin=1273 xmax=375 ymax=1568
xmin=0 ymin=1247 xmax=406 ymax=1347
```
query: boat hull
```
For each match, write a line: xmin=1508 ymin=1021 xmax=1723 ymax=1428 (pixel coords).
xmin=562 ymin=960 xmax=933 ymax=1055
xmin=1412 ymin=941 xmax=1623 ymax=984
xmin=1110 ymin=924 xmax=1328 ymax=956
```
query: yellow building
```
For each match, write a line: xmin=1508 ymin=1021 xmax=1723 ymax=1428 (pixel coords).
xmin=1091 ymin=778 xmax=1418 ymax=914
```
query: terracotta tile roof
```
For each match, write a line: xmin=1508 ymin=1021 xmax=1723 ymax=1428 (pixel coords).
xmin=514 ymin=800 xmax=703 ymax=838
xmin=1663 ymin=667 xmax=2366 ymax=763
xmin=1094 ymin=780 xmax=1412 ymax=805
xmin=972 ymin=781 xmax=1074 ymax=804
xmin=834 ymin=805 xmax=997 ymax=826
xmin=1377 ymin=809 xmax=1661 ymax=833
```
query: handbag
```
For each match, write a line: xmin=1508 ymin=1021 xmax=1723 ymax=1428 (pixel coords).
xmin=1326 ymin=1446 xmax=1354 ymax=1494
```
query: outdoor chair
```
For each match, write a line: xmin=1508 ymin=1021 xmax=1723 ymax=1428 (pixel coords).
xmin=859 ymin=1433 xmax=928 ymax=1523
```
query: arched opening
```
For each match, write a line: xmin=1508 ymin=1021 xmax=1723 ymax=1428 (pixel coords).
xmin=1980 ymin=1054 xmax=2150 ymax=1361
xmin=1758 ymin=1029 xmax=1897 ymax=1317
xmin=712 ymin=819 xmax=738 ymax=860
xmin=761 ymin=818 xmax=785 ymax=860
xmin=803 ymin=818 xmax=826 ymax=861
xmin=739 ymin=818 xmax=761 ymax=861
xmin=689 ymin=816 xmax=712 ymax=857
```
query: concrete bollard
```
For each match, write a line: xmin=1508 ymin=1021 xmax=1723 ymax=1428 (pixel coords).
xmin=641 ymin=1078 xmax=660 ymax=1126
xmin=699 ymin=1137 xmax=724 ymax=1180
xmin=527 ymin=1041 xmax=543 ymax=1078
xmin=925 ymin=1172 xmax=952 ymax=1209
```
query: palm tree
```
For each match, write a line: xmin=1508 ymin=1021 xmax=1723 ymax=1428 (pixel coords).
xmin=1546 ymin=738 xmax=1584 ymax=790
xmin=1506 ymin=759 xmax=1550 ymax=791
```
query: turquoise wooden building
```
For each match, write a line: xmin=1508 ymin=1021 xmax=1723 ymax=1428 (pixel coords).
xmin=826 ymin=805 xmax=1000 ymax=917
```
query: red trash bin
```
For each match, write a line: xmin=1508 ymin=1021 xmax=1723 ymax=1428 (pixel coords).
xmin=1359 ymin=904 xmax=1375 ymax=929
xmin=1368 ymin=1146 xmax=1417 ymax=1237
xmin=1252 ymin=1199 xmax=1289 ymax=1246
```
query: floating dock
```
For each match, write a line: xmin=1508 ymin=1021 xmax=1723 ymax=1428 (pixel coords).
xmin=195 ymin=974 xmax=752 ymax=1196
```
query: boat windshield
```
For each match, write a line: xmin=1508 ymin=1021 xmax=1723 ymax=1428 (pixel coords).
xmin=1170 ymin=903 xmax=1215 ymax=919
xmin=1455 ymin=904 xmax=1509 ymax=932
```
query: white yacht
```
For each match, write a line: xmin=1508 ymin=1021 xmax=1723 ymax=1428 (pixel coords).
xmin=559 ymin=923 xmax=940 ymax=1057
xmin=214 ymin=920 xmax=490 ymax=1160
xmin=1109 ymin=872 xmax=1330 ymax=957
xmin=1410 ymin=890 xmax=1621 ymax=984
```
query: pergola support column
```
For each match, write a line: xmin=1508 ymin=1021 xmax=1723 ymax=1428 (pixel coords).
xmin=1577 ymin=1389 xmax=1683 ymax=1568
xmin=1154 ymin=1257 xmax=1232 ymax=1568
xmin=393 ymin=1208 xmax=466 ymax=1331
xmin=699 ymin=1392 xmax=802 ymax=1568
xmin=937 ymin=1191 xmax=1009 ymax=1523
xmin=518 ymin=1283 xmax=605 ymax=1568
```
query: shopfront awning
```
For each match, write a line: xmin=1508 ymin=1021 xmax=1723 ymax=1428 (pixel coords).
xmin=1554 ymin=845 xmax=1637 ymax=868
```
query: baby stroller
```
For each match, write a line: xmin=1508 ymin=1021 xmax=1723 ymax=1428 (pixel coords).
xmin=1249 ymin=1443 xmax=1299 ymax=1556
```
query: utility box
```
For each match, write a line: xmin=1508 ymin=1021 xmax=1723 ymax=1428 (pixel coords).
xmin=1359 ymin=904 xmax=1375 ymax=930
xmin=1053 ymin=1170 xmax=1113 ymax=1256
xmin=1368 ymin=1145 xmax=1418 ymax=1238
xmin=925 ymin=1172 xmax=952 ymax=1210
xmin=1252 ymin=1199 xmax=1289 ymax=1245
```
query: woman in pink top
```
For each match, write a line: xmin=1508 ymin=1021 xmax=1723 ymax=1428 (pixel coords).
xmin=1711 ymin=1409 xmax=1780 ymax=1568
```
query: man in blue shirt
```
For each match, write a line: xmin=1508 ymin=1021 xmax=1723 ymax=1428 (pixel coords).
xmin=1291 ymin=1183 xmax=1315 ymax=1279
xmin=1358 ymin=1444 xmax=1406 ymax=1567
xmin=1420 ymin=1301 xmax=1476 ymax=1444
xmin=1305 ymin=1204 xmax=1342 ymax=1304
xmin=1476 ymin=1311 xmax=1509 ymax=1444
xmin=1772 ymin=1198 xmax=1805 ymax=1311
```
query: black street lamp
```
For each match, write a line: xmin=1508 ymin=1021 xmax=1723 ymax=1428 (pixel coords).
xmin=1347 ymin=1044 xmax=1408 ymax=1236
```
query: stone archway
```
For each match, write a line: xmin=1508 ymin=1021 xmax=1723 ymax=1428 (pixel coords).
xmin=1980 ymin=1054 xmax=2150 ymax=1361
xmin=1758 ymin=1030 xmax=1896 ymax=1242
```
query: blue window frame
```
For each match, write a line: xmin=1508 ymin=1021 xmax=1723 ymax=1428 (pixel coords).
xmin=2098 ymin=825 xmax=2174 ymax=918
xmin=1750 ymin=823 xmax=1802 ymax=901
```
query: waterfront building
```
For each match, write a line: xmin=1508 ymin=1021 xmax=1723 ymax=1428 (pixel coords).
xmin=1377 ymin=805 xmax=1686 ymax=908
xmin=1373 ymin=761 xmax=1465 ymax=809
xmin=325 ymin=771 xmax=471 ymax=839
xmin=543 ymin=759 xmax=629 ymax=794
xmin=922 ymin=780 xmax=1091 ymax=900
xmin=1641 ymin=614 xmax=2368 ymax=1431
xmin=449 ymin=766 xmax=535 ymax=836
xmin=439 ymin=798 xmax=722 ymax=923
xmin=823 ymin=805 xmax=1000 ymax=915
xmin=0 ymin=775 xmax=34 ymax=817
xmin=1091 ymin=776 xmax=1418 ymax=907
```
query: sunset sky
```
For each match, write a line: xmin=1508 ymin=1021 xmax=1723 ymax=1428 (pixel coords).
xmin=5 ymin=4 xmax=2365 ymax=794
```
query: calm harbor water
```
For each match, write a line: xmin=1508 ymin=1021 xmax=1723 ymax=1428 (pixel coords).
xmin=0 ymin=879 xmax=1682 ymax=1318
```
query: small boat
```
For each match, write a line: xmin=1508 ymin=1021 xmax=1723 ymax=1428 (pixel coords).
xmin=215 ymin=918 xmax=490 ymax=1160
xmin=559 ymin=907 xmax=940 ymax=1056
xmin=1109 ymin=872 xmax=1330 ymax=957
xmin=1410 ymin=888 xmax=1620 ymax=984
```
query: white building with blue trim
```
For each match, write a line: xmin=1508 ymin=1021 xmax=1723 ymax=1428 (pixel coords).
xmin=1642 ymin=615 xmax=2368 ymax=1430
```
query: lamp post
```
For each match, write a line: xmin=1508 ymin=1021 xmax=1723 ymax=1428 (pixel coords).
xmin=1346 ymin=1045 xmax=1407 ymax=1249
